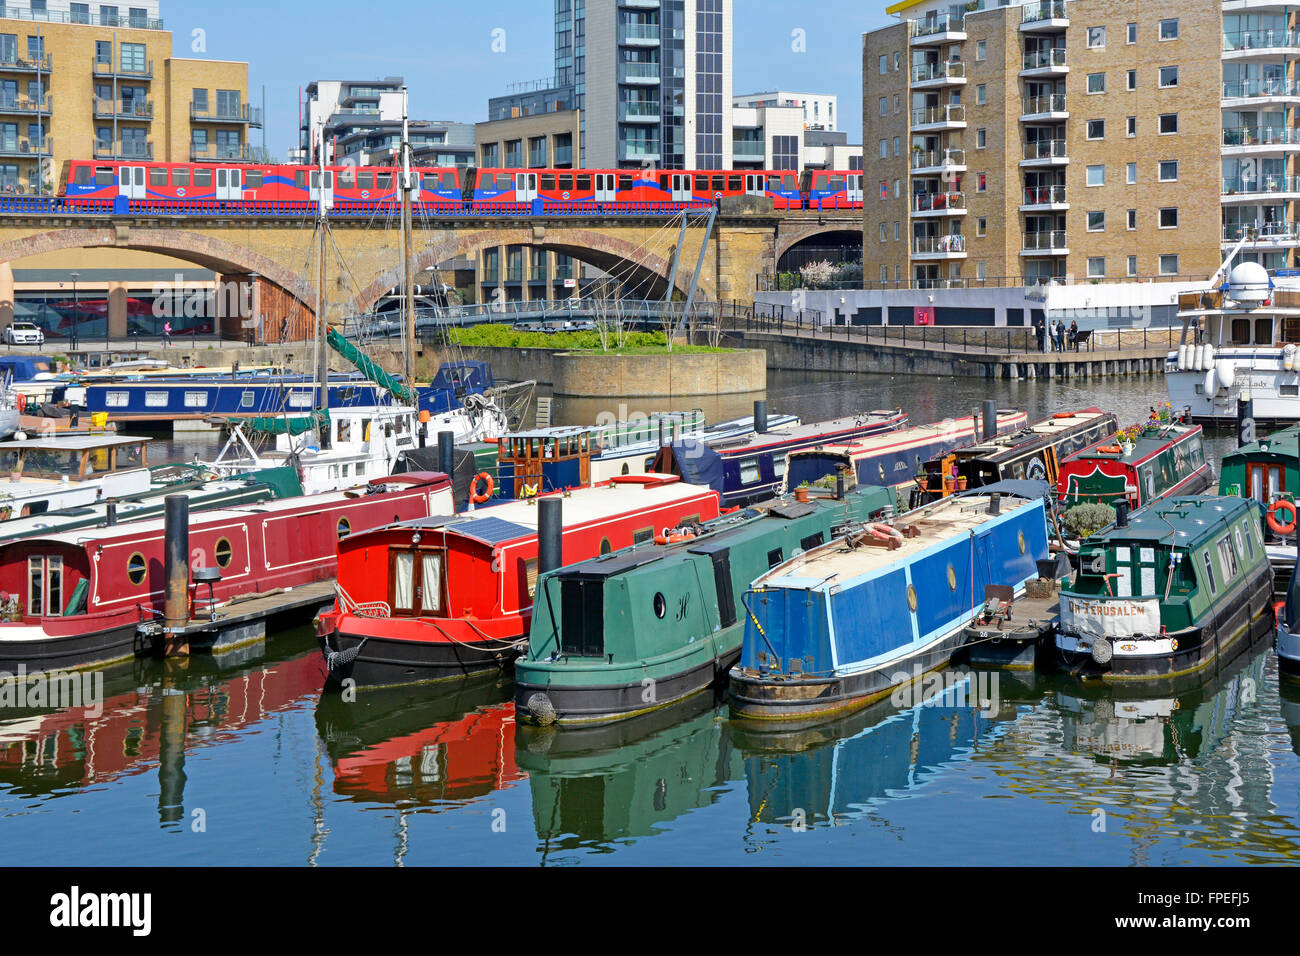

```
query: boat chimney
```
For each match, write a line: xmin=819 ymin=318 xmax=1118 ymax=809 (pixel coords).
xmin=1116 ymin=499 xmax=1130 ymax=528
xmin=1236 ymin=395 xmax=1255 ymax=447
xmin=538 ymin=496 xmax=563 ymax=575
xmin=987 ymin=493 xmax=1001 ymax=515
xmin=972 ymin=407 xmax=981 ymax=441
xmin=835 ymin=470 xmax=845 ymax=500
xmin=162 ymin=494 xmax=190 ymax=656
xmin=105 ymin=501 xmax=117 ymax=526
xmin=983 ymin=400 xmax=998 ymax=440
xmin=754 ymin=399 xmax=768 ymax=434
xmin=438 ymin=430 xmax=455 ymax=477
xmin=231 ymin=360 xmax=239 ymax=380
xmin=658 ymin=418 xmax=668 ymax=447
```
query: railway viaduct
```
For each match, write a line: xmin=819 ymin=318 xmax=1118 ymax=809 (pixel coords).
xmin=0 ymin=204 xmax=859 ymax=340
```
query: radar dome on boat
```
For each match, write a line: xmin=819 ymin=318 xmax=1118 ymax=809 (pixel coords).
xmin=1228 ymin=261 xmax=1272 ymax=302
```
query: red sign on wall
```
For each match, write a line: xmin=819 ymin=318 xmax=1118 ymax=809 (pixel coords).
xmin=914 ymin=306 xmax=935 ymax=326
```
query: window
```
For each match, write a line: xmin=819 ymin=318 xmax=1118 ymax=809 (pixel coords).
xmin=126 ymin=552 xmax=146 ymax=587
xmin=1086 ymin=119 xmax=1105 ymax=139
xmin=893 ymin=136 xmax=900 ymax=157
xmin=977 ymin=216 xmax=987 ymax=236
xmin=880 ymin=265 xmax=889 ymax=283
xmin=183 ymin=391 xmax=208 ymax=408
xmin=976 ymin=128 xmax=986 ymax=149
xmin=1087 ymin=210 xmax=1105 ymax=231
xmin=1160 ymin=18 xmax=1179 ymax=40
xmin=1127 ymin=162 xmax=1137 ymax=184
xmin=893 ymin=178 xmax=900 ymax=197
xmin=880 ymin=222 xmax=886 ymax=242
xmin=1126 ymin=116 xmax=1136 ymax=137
xmin=215 ymin=538 xmax=233 ymax=568
xmin=977 ymin=262 xmax=987 ymax=280
xmin=1202 ymin=550 xmax=1217 ymax=595
xmin=879 ymin=54 xmax=888 ymax=75
xmin=879 ymin=97 xmax=887 ymax=116
xmin=1127 ymin=255 xmax=1138 ymax=276
xmin=977 ymin=40 xmax=986 ymax=61
xmin=119 ymin=41 xmax=145 ymax=73
xmin=894 ymin=52 xmax=901 ymax=71
xmin=1087 ymin=26 xmax=1105 ymax=48
xmin=70 ymin=2 xmax=89 ymax=23
xmin=1087 ymin=73 xmax=1106 ymax=94
xmin=893 ymin=94 xmax=900 ymax=113
xmin=27 ymin=556 xmax=42 ymax=616
xmin=894 ymin=221 xmax=901 ymax=240
xmin=1159 ymin=207 xmax=1178 ymax=228
xmin=1086 ymin=164 xmax=1105 ymax=187
xmin=977 ymin=173 xmax=987 ymax=192
xmin=976 ymin=83 xmax=986 ymax=105
xmin=1158 ymin=160 xmax=1178 ymax=182
xmin=1160 ymin=253 xmax=1179 ymax=275
xmin=879 ymin=139 xmax=887 ymax=159
xmin=1127 ymin=22 xmax=1137 ymax=44
xmin=739 ymin=457 xmax=760 ymax=485
xmin=1218 ymin=535 xmax=1239 ymax=580
xmin=1159 ymin=113 xmax=1178 ymax=134
xmin=1087 ymin=257 xmax=1105 ymax=277
xmin=1126 ymin=69 xmax=1136 ymax=91
xmin=105 ymin=390 xmax=128 ymax=407
xmin=1159 ymin=66 xmax=1179 ymax=88
xmin=1127 ymin=209 xmax=1137 ymax=230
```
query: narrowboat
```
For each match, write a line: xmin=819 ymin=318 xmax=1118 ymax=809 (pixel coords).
xmin=1057 ymin=418 xmax=1212 ymax=511
xmin=917 ymin=408 xmax=1118 ymax=504
xmin=781 ymin=408 xmax=1028 ymax=502
xmin=649 ymin=409 xmax=907 ymax=507
xmin=728 ymin=486 xmax=1051 ymax=721
xmin=514 ymin=484 xmax=896 ymax=727
xmin=316 ymin=474 xmax=723 ymax=690
xmin=1277 ymin=549 xmax=1300 ymax=678
xmin=0 ymin=472 xmax=454 ymax=673
xmin=0 ymin=435 xmax=155 ymax=519
xmin=1218 ymin=422 xmax=1300 ymax=590
xmin=1054 ymin=496 xmax=1274 ymax=680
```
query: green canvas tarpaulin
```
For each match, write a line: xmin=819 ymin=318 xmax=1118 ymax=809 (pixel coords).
xmin=238 ymin=408 xmax=329 ymax=436
xmin=326 ymin=327 xmax=414 ymax=403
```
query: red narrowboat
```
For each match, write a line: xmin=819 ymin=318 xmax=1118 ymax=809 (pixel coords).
xmin=317 ymin=475 xmax=723 ymax=689
xmin=1057 ymin=419 xmax=1212 ymax=511
xmin=0 ymin=473 xmax=454 ymax=674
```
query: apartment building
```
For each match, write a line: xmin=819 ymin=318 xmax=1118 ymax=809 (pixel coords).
xmin=863 ymin=0 xmax=1236 ymax=289
xmin=0 ymin=0 xmax=258 ymax=192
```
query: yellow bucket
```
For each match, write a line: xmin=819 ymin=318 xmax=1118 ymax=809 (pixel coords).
xmin=90 ymin=412 xmax=109 ymax=428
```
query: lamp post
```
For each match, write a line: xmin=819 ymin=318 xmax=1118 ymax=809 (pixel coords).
xmin=69 ymin=271 xmax=78 ymax=353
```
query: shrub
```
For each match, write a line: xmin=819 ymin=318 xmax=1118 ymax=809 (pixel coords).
xmin=799 ymin=259 xmax=836 ymax=289
xmin=1062 ymin=502 xmax=1117 ymax=539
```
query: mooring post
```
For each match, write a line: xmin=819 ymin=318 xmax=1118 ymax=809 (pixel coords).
xmin=538 ymin=496 xmax=562 ymax=575
xmin=1237 ymin=394 xmax=1255 ymax=447
xmin=983 ymin=400 xmax=998 ymax=439
xmin=163 ymin=494 xmax=190 ymax=656
xmin=754 ymin=399 xmax=768 ymax=434
xmin=157 ymin=682 xmax=188 ymax=824
xmin=438 ymin=429 xmax=455 ymax=476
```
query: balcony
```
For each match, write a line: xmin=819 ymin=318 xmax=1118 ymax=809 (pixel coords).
xmin=92 ymin=57 xmax=153 ymax=79
xmin=911 ymin=60 xmax=966 ymax=88
xmin=0 ymin=53 xmax=50 ymax=73
xmin=1020 ymin=94 xmax=1068 ymax=121
xmin=1223 ymin=222 xmax=1300 ymax=245
xmin=733 ymin=140 xmax=765 ymax=161
xmin=618 ymin=62 xmax=661 ymax=84
xmin=0 ymin=5 xmax=163 ymax=28
xmin=95 ymin=139 xmax=151 ymax=160
xmin=1223 ymin=29 xmax=1300 ymax=56
xmin=191 ymin=103 xmax=264 ymax=128
xmin=1021 ymin=138 xmax=1068 ymax=165
xmin=1020 ymin=47 xmax=1067 ymax=77
xmin=1020 ymin=0 xmax=1068 ymax=31
xmin=618 ymin=23 xmax=660 ymax=45
xmin=912 ymin=191 xmax=966 ymax=216
xmin=1222 ymin=174 xmax=1300 ymax=199
xmin=910 ymin=147 xmax=966 ymax=175
xmin=1021 ymin=230 xmax=1069 ymax=254
xmin=189 ymin=143 xmax=252 ymax=163
xmin=553 ymin=146 xmax=573 ymax=166
xmin=912 ymin=234 xmax=967 ymax=258
xmin=618 ymin=100 xmax=661 ymax=122
xmin=618 ymin=140 xmax=660 ymax=162
xmin=528 ymin=150 xmax=547 ymax=167
xmin=1222 ymin=78 xmax=1300 ymax=103
xmin=910 ymin=13 xmax=966 ymax=45
xmin=1020 ymin=184 xmax=1068 ymax=210
xmin=93 ymin=97 xmax=153 ymax=120
xmin=0 ymin=93 xmax=48 ymax=115
xmin=620 ymin=0 xmax=660 ymax=7
xmin=1222 ymin=125 xmax=1300 ymax=153
xmin=911 ymin=103 xmax=965 ymax=131
xmin=0 ymin=134 xmax=50 ymax=158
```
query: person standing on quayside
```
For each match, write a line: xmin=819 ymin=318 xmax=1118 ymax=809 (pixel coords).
xmin=1054 ymin=319 xmax=1065 ymax=353
xmin=1034 ymin=316 xmax=1045 ymax=353
xmin=1069 ymin=319 xmax=1079 ymax=351
xmin=162 ymin=321 xmax=172 ymax=348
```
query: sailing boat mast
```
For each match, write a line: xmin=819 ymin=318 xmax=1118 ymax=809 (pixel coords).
xmin=400 ymin=86 xmax=416 ymax=402
xmin=315 ymin=124 xmax=331 ymax=447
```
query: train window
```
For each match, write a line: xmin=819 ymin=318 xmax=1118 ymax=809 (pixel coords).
xmin=294 ymin=170 xmax=306 ymax=188
xmin=439 ymin=172 xmax=456 ymax=189
xmin=73 ymin=166 xmax=91 ymax=185
xmin=695 ymin=175 xmax=708 ymax=190
xmin=766 ymin=176 xmax=781 ymax=191
xmin=495 ymin=173 xmax=512 ymax=190
xmin=357 ymin=171 xmax=372 ymax=189
xmin=619 ymin=175 xmax=633 ymax=191
xmin=245 ymin=170 xmax=262 ymax=188
xmin=94 ymin=166 xmax=113 ymax=186
xmin=194 ymin=168 xmax=212 ymax=187
xmin=149 ymin=168 xmax=167 ymax=186
xmin=659 ymin=174 xmax=669 ymax=189
xmin=711 ymin=175 xmax=724 ymax=191
xmin=541 ymin=174 xmax=556 ymax=190
xmin=814 ymin=173 xmax=827 ymax=188
xmin=576 ymin=174 xmax=591 ymax=190
xmin=378 ymin=172 xmax=392 ymax=189
xmin=829 ymin=176 xmax=846 ymax=191
xmin=559 ymin=174 xmax=573 ymax=190
xmin=728 ymin=175 xmax=741 ymax=191
xmin=173 ymin=168 xmax=188 ymax=187
xmin=783 ymin=174 xmax=797 ymax=190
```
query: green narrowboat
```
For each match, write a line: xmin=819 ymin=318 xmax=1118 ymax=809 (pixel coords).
xmin=1055 ymin=496 xmax=1274 ymax=680
xmin=514 ymin=484 xmax=896 ymax=727
xmin=1218 ymin=422 xmax=1300 ymax=592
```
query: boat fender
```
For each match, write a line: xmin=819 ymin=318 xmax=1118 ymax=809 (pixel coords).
xmin=1204 ymin=367 xmax=1217 ymax=396
xmin=1267 ymin=499 xmax=1298 ymax=536
xmin=1287 ymin=343 xmax=1298 ymax=372
xmin=471 ymin=471 xmax=494 ymax=503
xmin=1091 ymin=637 xmax=1113 ymax=665
xmin=526 ymin=692 xmax=556 ymax=727
xmin=1217 ymin=361 xmax=1236 ymax=390
xmin=1204 ymin=344 xmax=1215 ymax=370
xmin=1194 ymin=344 xmax=1205 ymax=370
xmin=1177 ymin=344 xmax=1189 ymax=369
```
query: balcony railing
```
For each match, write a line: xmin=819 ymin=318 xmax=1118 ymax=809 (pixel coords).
xmin=1022 ymin=48 xmax=1067 ymax=70
xmin=94 ymin=139 xmax=151 ymax=160
xmin=618 ymin=100 xmax=661 ymax=120
xmin=912 ymin=191 xmax=965 ymax=213
xmin=1022 ymin=1 xmax=1067 ymax=24
xmin=1223 ymin=175 xmax=1300 ymax=194
xmin=92 ymin=58 xmax=153 ymax=78
xmin=553 ymin=146 xmax=573 ymax=166
xmin=911 ymin=148 xmax=965 ymax=170
xmin=1023 ymin=139 xmax=1067 ymax=161
xmin=910 ymin=13 xmax=964 ymax=38
xmin=189 ymin=143 xmax=251 ymax=162
xmin=913 ymin=234 xmax=966 ymax=254
xmin=528 ymin=150 xmax=547 ymax=167
xmin=618 ymin=62 xmax=661 ymax=82
xmin=1021 ymin=93 xmax=1067 ymax=115
xmin=618 ymin=23 xmax=660 ymax=43
xmin=191 ymin=103 xmax=263 ymax=127
xmin=0 ymin=93 xmax=48 ymax=113
xmin=1023 ymin=184 xmax=1067 ymax=205
xmin=618 ymin=140 xmax=661 ymax=159
xmin=1223 ymin=29 xmax=1300 ymax=52
xmin=1223 ymin=78 xmax=1300 ymax=99
xmin=1023 ymin=230 xmax=1068 ymax=250
xmin=0 ymin=53 xmax=51 ymax=72
xmin=93 ymin=97 xmax=153 ymax=119
xmin=911 ymin=61 xmax=966 ymax=83
xmin=1223 ymin=125 xmax=1300 ymax=147
xmin=0 ymin=5 xmax=163 ymax=28
xmin=911 ymin=104 xmax=965 ymax=126
xmin=0 ymin=134 xmax=50 ymax=157
xmin=1223 ymin=222 xmax=1300 ymax=241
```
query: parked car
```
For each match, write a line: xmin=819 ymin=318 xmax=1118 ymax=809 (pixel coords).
xmin=2 ymin=322 xmax=44 ymax=346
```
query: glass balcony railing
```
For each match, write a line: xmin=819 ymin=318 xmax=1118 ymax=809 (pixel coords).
xmin=913 ymin=234 xmax=966 ymax=254
xmin=618 ymin=62 xmax=661 ymax=82
xmin=618 ymin=23 xmax=660 ymax=43
xmin=911 ymin=61 xmax=965 ymax=83
xmin=1223 ymin=29 xmax=1300 ymax=52
xmin=0 ymin=4 xmax=162 ymax=28
xmin=93 ymin=139 xmax=150 ymax=160
xmin=1223 ymin=126 xmax=1300 ymax=146
xmin=0 ymin=52 xmax=51 ymax=71
xmin=733 ymin=141 xmax=765 ymax=160
xmin=94 ymin=97 xmax=152 ymax=118
xmin=1023 ymin=184 xmax=1067 ymax=205
xmin=1021 ymin=94 xmax=1067 ymax=115
xmin=1023 ymin=230 xmax=1068 ymax=250
xmin=1023 ymin=139 xmax=1067 ymax=161
xmin=910 ymin=13 xmax=965 ymax=38
xmin=619 ymin=140 xmax=660 ymax=159
xmin=618 ymin=100 xmax=661 ymax=120
xmin=0 ymin=93 xmax=48 ymax=113
xmin=1223 ymin=175 xmax=1300 ymax=194
xmin=0 ymin=134 xmax=50 ymax=156
xmin=910 ymin=148 xmax=965 ymax=169
xmin=1223 ymin=78 xmax=1300 ymax=99
xmin=1022 ymin=1 xmax=1067 ymax=24
xmin=912 ymin=191 xmax=965 ymax=213
xmin=1224 ymin=222 xmax=1300 ymax=241
xmin=553 ymin=146 xmax=573 ymax=165
xmin=92 ymin=57 xmax=152 ymax=78
xmin=1022 ymin=48 xmax=1067 ymax=70
xmin=912 ymin=104 xmax=965 ymax=125
xmin=191 ymin=103 xmax=263 ymax=127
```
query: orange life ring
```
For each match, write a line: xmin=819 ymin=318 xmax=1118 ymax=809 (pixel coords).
xmin=1052 ymin=413 xmax=1074 ymax=419
xmin=654 ymin=527 xmax=697 ymax=545
xmin=470 ymin=471 xmax=494 ymax=503
xmin=1267 ymin=498 xmax=1297 ymax=536
xmin=868 ymin=522 xmax=904 ymax=543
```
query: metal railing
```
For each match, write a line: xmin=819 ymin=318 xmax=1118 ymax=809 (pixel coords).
xmin=912 ymin=191 xmax=965 ymax=213
xmin=1023 ymin=138 xmax=1067 ymax=161
xmin=1223 ymin=175 xmax=1300 ymax=194
xmin=757 ymin=272 xmax=1211 ymax=293
xmin=1224 ymin=29 xmax=1300 ymax=52
xmin=911 ymin=60 xmax=966 ymax=83
xmin=189 ymin=143 xmax=251 ymax=162
xmin=1022 ymin=1 xmax=1067 ymax=24
xmin=618 ymin=100 xmax=660 ymax=119
xmin=618 ymin=23 xmax=660 ymax=42
xmin=1222 ymin=125 xmax=1300 ymax=147
xmin=1022 ymin=48 xmax=1067 ymax=70
xmin=93 ymin=140 xmax=151 ymax=160
xmin=910 ymin=13 xmax=965 ymax=38
xmin=93 ymin=97 xmax=152 ymax=118
xmin=191 ymin=103 xmax=263 ymax=127
xmin=913 ymin=234 xmax=966 ymax=254
xmin=618 ymin=62 xmax=661 ymax=82
xmin=0 ymin=53 xmax=51 ymax=71
xmin=911 ymin=148 xmax=965 ymax=169
xmin=1223 ymin=222 xmax=1300 ymax=241
xmin=0 ymin=134 xmax=50 ymax=157
xmin=1023 ymin=230 xmax=1068 ymax=251
xmin=92 ymin=57 xmax=152 ymax=78
xmin=1021 ymin=93 xmax=1067 ymax=115
xmin=1223 ymin=78 xmax=1300 ymax=99
xmin=911 ymin=104 xmax=965 ymax=126
xmin=0 ymin=93 xmax=48 ymax=113
xmin=1023 ymin=184 xmax=1067 ymax=205
xmin=0 ymin=5 xmax=162 ymax=28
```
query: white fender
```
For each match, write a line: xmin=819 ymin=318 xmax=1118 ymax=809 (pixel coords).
xmin=1193 ymin=344 xmax=1205 ymax=370
xmin=1285 ymin=343 xmax=1297 ymax=371
xmin=1217 ymin=360 xmax=1235 ymax=390
xmin=1204 ymin=367 xmax=1218 ymax=396
xmin=1177 ymin=344 xmax=1189 ymax=369
xmin=1203 ymin=344 xmax=1215 ymax=370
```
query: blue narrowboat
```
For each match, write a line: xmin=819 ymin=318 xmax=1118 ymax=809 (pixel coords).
xmin=729 ymin=485 xmax=1050 ymax=721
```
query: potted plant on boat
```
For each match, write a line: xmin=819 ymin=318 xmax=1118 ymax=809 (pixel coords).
xmin=795 ymin=481 xmax=811 ymax=503
xmin=952 ymin=465 xmax=967 ymax=492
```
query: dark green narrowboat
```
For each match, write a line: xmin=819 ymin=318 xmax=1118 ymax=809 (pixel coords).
xmin=1218 ymin=422 xmax=1300 ymax=592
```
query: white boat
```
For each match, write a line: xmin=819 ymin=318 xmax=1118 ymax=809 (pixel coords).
xmin=0 ymin=435 xmax=155 ymax=518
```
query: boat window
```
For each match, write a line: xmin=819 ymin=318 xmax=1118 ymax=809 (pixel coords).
xmin=773 ymin=454 xmax=787 ymax=480
xmin=1202 ymin=551 xmax=1217 ymax=595
xmin=105 ymin=390 xmax=129 ymax=407
xmin=1231 ymin=319 xmax=1250 ymax=345
xmin=393 ymin=551 xmax=414 ymax=611
xmin=1216 ymin=535 xmax=1238 ymax=579
xmin=342 ymin=464 xmax=350 ymax=477
xmin=126 ymin=551 xmax=146 ymax=587
xmin=240 ymin=390 xmax=255 ymax=408
xmin=184 ymin=390 xmax=208 ymax=408
xmin=525 ymin=558 xmax=539 ymax=598
xmin=1256 ymin=318 xmax=1273 ymax=345
xmin=46 ymin=556 xmax=61 ymax=616
xmin=599 ymin=537 xmax=612 ymax=554
xmin=801 ymin=532 xmax=825 ymax=552
xmin=767 ymin=547 xmax=784 ymax=569
xmin=633 ymin=527 xmax=654 ymax=545
xmin=357 ymin=462 xmax=366 ymax=477
xmin=289 ymin=392 xmax=312 ymax=408
xmin=421 ymin=553 xmax=442 ymax=612
xmin=145 ymin=390 xmax=168 ymax=408
xmin=337 ymin=419 xmax=352 ymax=443
xmin=739 ymin=457 xmax=761 ymax=485
xmin=653 ymin=592 xmax=667 ymax=619
xmin=27 ymin=556 xmax=43 ymax=616
xmin=22 ymin=449 xmax=82 ymax=478
xmin=559 ymin=577 xmax=604 ymax=657
xmin=337 ymin=517 xmax=351 ymax=540
xmin=215 ymin=537 xmax=233 ymax=567
xmin=1236 ymin=525 xmax=1250 ymax=562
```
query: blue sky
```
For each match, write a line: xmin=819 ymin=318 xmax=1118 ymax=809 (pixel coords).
xmin=169 ymin=0 xmax=894 ymax=158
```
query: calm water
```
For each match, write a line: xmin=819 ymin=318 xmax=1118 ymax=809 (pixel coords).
xmin=2 ymin=371 xmax=1293 ymax=866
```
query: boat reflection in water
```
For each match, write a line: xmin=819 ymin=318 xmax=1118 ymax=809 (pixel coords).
xmin=1279 ymin=679 xmax=1300 ymax=759
xmin=517 ymin=690 xmax=744 ymax=855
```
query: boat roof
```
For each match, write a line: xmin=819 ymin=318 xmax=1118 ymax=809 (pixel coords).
xmin=955 ymin=408 xmax=1108 ymax=461
xmin=706 ymin=410 xmax=905 ymax=454
xmin=1084 ymin=496 xmax=1254 ymax=548
xmin=0 ymin=435 xmax=150 ymax=451
xmin=499 ymin=426 xmax=600 ymax=440
xmin=1224 ymin=423 xmax=1300 ymax=462
xmin=757 ymin=492 xmax=1039 ymax=593
xmin=790 ymin=411 xmax=1024 ymax=458
xmin=1067 ymin=422 xmax=1198 ymax=467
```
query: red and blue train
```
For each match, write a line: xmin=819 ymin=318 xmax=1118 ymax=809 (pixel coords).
xmin=55 ymin=159 xmax=864 ymax=213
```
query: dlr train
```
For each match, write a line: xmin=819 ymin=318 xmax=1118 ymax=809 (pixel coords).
xmin=57 ymin=159 xmax=865 ymax=212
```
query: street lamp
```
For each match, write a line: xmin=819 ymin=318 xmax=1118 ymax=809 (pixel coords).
xmin=69 ymin=271 xmax=78 ymax=353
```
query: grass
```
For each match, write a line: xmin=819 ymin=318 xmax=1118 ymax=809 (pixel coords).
xmin=447 ymin=324 xmax=729 ymax=354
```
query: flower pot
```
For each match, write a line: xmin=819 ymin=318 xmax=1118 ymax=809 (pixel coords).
xmin=954 ymin=477 xmax=968 ymax=491
xmin=794 ymin=487 xmax=810 ymax=503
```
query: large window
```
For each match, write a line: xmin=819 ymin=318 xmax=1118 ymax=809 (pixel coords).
xmin=119 ymin=42 xmax=145 ymax=73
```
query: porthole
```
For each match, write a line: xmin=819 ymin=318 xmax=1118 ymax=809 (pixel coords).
xmin=337 ymin=517 xmax=351 ymax=540
xmin=1018 ymin=530 xmax=1026 ymax=555
xmin=214 ymin=537 xmax=233 ymax=568
xmin=907 ymin=584 xmax=918 ymax=612
xmin=653 ymin=592 xmax=667 ymax=619
xmin=600 ymin=537 xmax=612 ymax=555
xmin=126 ymin=552 xmax=146 ymax=586
xmin=947 ymin=564 xmax=957 ymax=591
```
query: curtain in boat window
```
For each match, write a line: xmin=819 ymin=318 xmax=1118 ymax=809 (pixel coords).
xmin=421 ymin=554 xmax=442 ymax=612
xmin=393 ymin=552 xmax=414 ymax=611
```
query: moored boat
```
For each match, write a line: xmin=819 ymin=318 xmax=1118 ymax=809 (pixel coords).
xmin=728 ymin=486 xmax=1051 ymax=722
xmin=1276 ymin=550 xmax=1300 ymax=678
xmin=0 ymin=435 xmax=154 ymax=519
xmin=514 ymin=484 xmax=896 ymax=727
xmin=1057 ymin=414 xmax=1212 ymax=512
xmin=1054 ymin=496 xmax=1274 ymax=680
xmin=1218 ymin=422 xmax=1300 ymax=591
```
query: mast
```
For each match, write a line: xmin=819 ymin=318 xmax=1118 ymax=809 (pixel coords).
xmin=315 ymin=123 xmax=331 ymax=447
xmin=400 ymin=86 xmax=416 ymax=402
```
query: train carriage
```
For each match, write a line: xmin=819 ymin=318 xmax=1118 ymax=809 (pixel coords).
xmin=805 ymin=169 xmax=865 ymax=209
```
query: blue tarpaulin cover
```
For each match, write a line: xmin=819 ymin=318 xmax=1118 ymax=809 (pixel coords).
xmin=657 ymin=440 xmax=725 ymax=493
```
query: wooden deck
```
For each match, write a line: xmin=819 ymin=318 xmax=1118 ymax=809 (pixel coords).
xmin=143 ymin=580 xmax=337 ymax=653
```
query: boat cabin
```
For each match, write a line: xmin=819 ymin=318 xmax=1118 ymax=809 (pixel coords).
xmin=0 ymin=435 xmax=148 ymax=481
xmin=1058 ymin=421 xmax=1211 ymax=510
xmin=495 ymin=427 xmax=594 ymax=499
xmin=1219 ymin=423 xmax=1300 ymax=508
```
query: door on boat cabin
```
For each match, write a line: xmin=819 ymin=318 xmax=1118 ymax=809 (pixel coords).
xmin=389 ymin=547 xmax=445 ymax=617
xmin=215 ymin=167 xmax=242 ymax=200
xmin=118 ymin=164 xmax=146 ymax=199
xmin=310 ymin=168 xmax=334 ymax=210
xmin=1247 ymin=462 xmax=1284 ymax=504
xmin=514 ymin=172 xmax=538 ymax=202
xmin=579 ymin=432 xmax=590 ymax=486
xmin=25 ymin=554 xmax=65 ymax=618
xmin=593 ymin=173 xmax=617 ymax=203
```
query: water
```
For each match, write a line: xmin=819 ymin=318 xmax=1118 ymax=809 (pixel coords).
xmin=2 ymin=371 xmax=1292 ymax=866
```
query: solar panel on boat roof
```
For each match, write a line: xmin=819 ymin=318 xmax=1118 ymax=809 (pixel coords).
xmin=450 ymin=516 xmax=535 ymax=544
